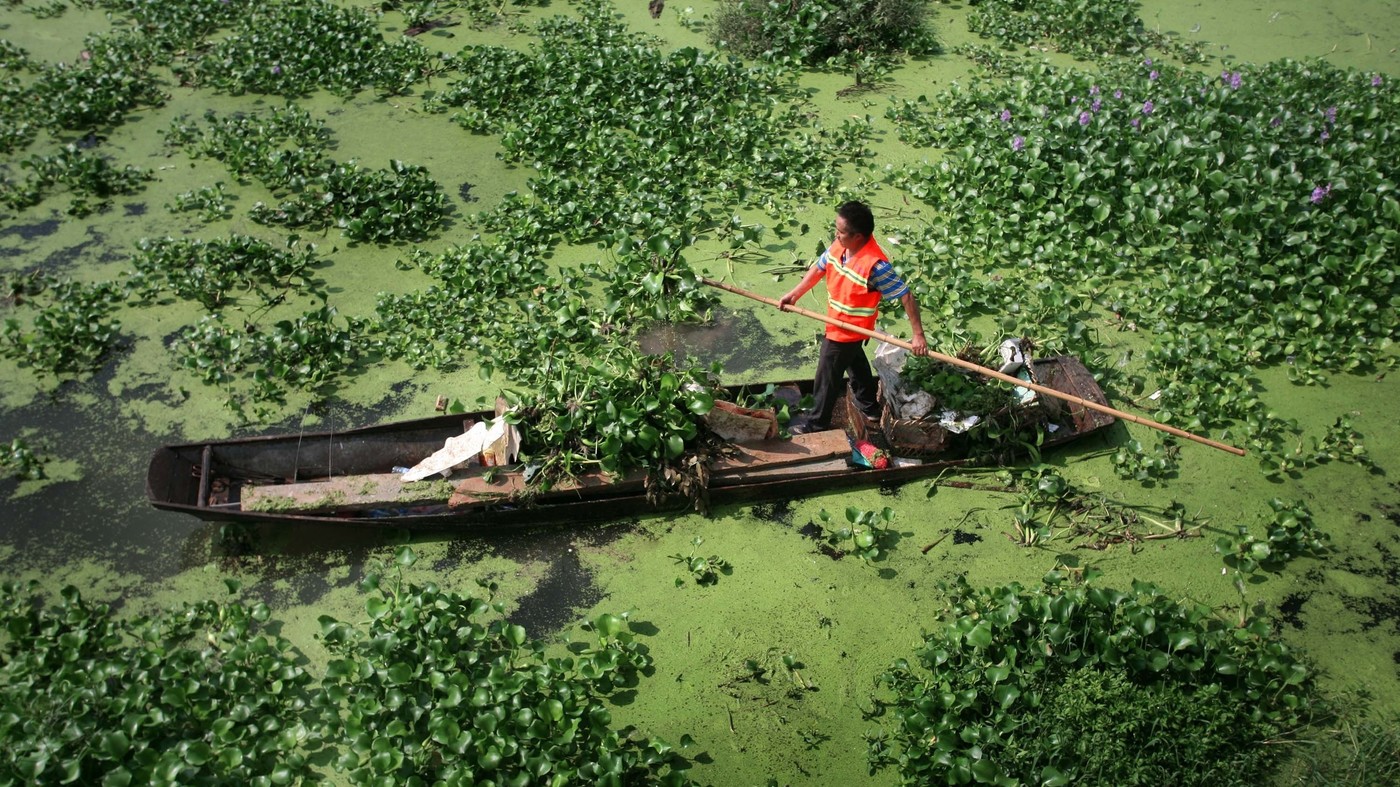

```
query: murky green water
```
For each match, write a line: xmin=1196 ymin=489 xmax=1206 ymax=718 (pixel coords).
xmin=2 ymin=1 xmax=1398 ymax=784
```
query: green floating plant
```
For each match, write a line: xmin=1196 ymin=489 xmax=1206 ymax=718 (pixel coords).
xmin=178 ymin=1 xmax=438 ymax=97
xmin=127 ymin=234 xmax=322 ymax=311
xmin=817 ymin=505 xmax=897 ymax=563
xmin=0 ymin=275 xmax=123 ymax=376
xmin=316 ymin=547 xmax=695 ymax=786
xmin=1 ymin=144 xmax=152 ymax=217
xmin=1215 ymin=498 xmax=1330 ymax=574
xmin=670 ymin=537 xmax=731 ymax=586
xmin=1 ymin=437 xmax=46 ymax=482
xmin=871 ymin=565 xmax=1316 ymax=785
xmin=0 ymin=579 xmax=321 ymax=786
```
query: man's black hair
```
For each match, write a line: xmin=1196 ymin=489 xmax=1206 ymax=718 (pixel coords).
xmin=836 ymin=200 xmax=875 ymax=237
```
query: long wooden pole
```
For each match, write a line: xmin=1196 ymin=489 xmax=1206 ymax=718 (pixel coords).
xmin=701 ymin=277 xmax=1246 ymax=457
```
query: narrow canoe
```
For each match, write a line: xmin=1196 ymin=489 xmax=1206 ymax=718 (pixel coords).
xmin=146 ymin=356 xmax=1114 ymax=530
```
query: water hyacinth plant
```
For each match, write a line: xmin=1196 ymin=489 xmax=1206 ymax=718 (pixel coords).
xmin=886 ymin=55 xmax=1398 ymax=469
xmin=872 ymin=568 xmax=1316 ymax=785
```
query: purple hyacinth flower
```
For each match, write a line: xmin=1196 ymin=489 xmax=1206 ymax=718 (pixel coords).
xmin=1079 ymin=111 xmax=1091 ymax=126
xmin=1374 ymin=75 xmax=1384 ymax=87
xmin=272 ymin=65 xmax=281 ymax=75
xmin=1130 ymin=118 xmax=1141 ymax=130
xmin=1012 ymin=135 xmax=1025 ymax=152
xmin=1001 ymin=108 xmax=1012 ymax=123
xmin=1149 ymin=70 xmax=1159 ymax=81
xmin=1230 ymin=71 xmax=1242 ymax=90
xmin=1320 ymin=130 xmax=1330 ymax=142
xmin=1310 ymin=184 xmax=1331 ymax=204
xmin=1090 ymin=85 xmax=1100 ymax=95
xmin=1144 ymin=58 xmax=1153 ymax=66
xmin=1142 ymin=100 xmax=1155 ymax=115
xmin=1270 ymin=116 xmax=1281 ymax=128
xmin=1324 ymin=105 xmax=1337 ymax=124
xmin=1113 ymin=89 xmax=1123 ymax=99
xmin=1070 ymin=96 xmax=1078 ymax=104
xmin=1091 ymin=97 xmax=1102 ymax=112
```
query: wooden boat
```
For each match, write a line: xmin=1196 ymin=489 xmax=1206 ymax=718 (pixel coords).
xmin=146 ymin=356 xmax=1115 ymax=530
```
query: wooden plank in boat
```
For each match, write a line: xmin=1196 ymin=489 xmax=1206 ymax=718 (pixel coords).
xmin=239 ymin=430 xmax=852 ymax=514
xmin=241 ymin=473 xmax=456 ymax=514
xmin=449 ymin=430 xmax=852 ymax=507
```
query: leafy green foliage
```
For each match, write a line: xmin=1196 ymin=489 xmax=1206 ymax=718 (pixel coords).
xmin=502 ymin=349 xmax=717 ymax=492
xmin=670 ymin=537 xmax=731 ymax=586
xmin=316 ymin=548 xmax=695 ymax=786
xmin=162 ymin=104 xmax=333 ymax=187
xmin=0 ymin=275 xmax=123 ymax=375
xmin=249 ymin=159 xmax=449 ymax=244
xmin=179 ymin=0 xmax=440 ymax=97
xmin=383 ymin=0 xmax=548 ymax=31
xmin=886 ymin=56 xmax=1399 ymax=468
xmin=0 ymin=556 xmax=695 ymax=787
xmin=0 ymin=144 xmax=152 ymax=217
xmin=28 ymin=33 xmax=167 ymax=131
xmin=987 ymin=465 xmax=1198 ymax=548
xmin=173 ymin=306 xmax=362 ymax=409
xmin=709 ymin=0 xmax=937 ymax=67
xmin=968 ymin=0 xmax=1160 ymax=58
xmin=1216 ymin=498 xmax=1330 ymax=574
xmin=1110 ymin=437 xmax=1179 ymax=482
xmin=1 ymin=437 xmax=46 ymax=482
xmin=902 ymin=356 xmax=1015 ymax=414
xmin=817 ymin=505 xmax=896 ymax=562
xmin=434 ymin=0 xmax=865 ymax=241
xmin=163 ymin=105 xmax=448 ymax=243
xmin=872 ymin=569 xmax=1315 ymax=785
xmin=126 ymin=235 xmax=322 ymax=311
xmin=0 ymin=580 xmax=320 ymax=786
xmin=167 ymin=182 xmax=232 ymax=222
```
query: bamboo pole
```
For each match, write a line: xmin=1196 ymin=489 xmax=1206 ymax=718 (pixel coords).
xmin=701 ymin=277 xmax=1246 ymax=457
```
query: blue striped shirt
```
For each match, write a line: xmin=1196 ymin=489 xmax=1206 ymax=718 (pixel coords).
xmin=814 ymin=245 xmax=910 ymax=300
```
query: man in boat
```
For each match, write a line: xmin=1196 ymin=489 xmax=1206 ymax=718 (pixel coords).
xmin=778 ymin=200 xmax=929 ymax=435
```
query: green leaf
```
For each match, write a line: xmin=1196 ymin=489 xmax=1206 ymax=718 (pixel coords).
xmin=594 ymin=613 xmax=624 ymax=638
xmin=966 ymin=621 xmax=994 ymax=649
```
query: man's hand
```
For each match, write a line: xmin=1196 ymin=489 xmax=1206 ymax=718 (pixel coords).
xmin=911 ymin=332 xmax=929 ymax=357
xmin=778 ymin=290 xmax=800 ymax=310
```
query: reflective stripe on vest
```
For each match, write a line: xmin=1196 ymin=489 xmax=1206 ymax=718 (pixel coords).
xmin=824 ymin=238 xmax=886 ymax=342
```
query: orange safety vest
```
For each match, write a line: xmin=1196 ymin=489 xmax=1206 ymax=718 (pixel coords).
xmin=823 ymin=238 xmax=887 ymax=342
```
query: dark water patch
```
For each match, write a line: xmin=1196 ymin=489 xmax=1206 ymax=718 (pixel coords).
xmin=75 ymin=133 xmax=105 ymax=150
xmin=40 ymin=236 xmax=102 ymax=271
xmin=878 ymin=480 xmax=904 ymax=497
xmin=0 ymin=217 xmax=62 ymax=243
xmin=123 ymin=202 xmax=147 ymax=217
xmin=750 ymin=499 xmax=794 ymax=525
xmin=797 ymin=521 xmax=822 ymax=541
xmin=637 ymin=307 xmax=797 ymax=377
xmin=1341 ymin=593 xmax=1400 ymax=634
xmin=952 ymin=529 xmax=982 ymax=545
xmin=1279 ymin=592 xmax=1309 ymax=629
xmin=502 ymin=523 xmax=631 ymax=637
xmin=458 ymin=182 xmax=476 ymax=203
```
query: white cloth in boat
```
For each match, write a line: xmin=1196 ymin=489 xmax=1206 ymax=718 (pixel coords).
xmin=401 ymin=417 xmax=520 ymax=482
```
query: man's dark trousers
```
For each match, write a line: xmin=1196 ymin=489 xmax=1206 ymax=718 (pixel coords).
xmin=808 ymin=337 xmax=881 ymax=428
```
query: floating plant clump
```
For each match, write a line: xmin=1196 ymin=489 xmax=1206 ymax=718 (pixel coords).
xmin=0 ymin=551 xmax=699 ymax=786
xmin=872 ymin=566 xmax=1316 ymax=785
xmin=886 ymin=55 xmax=1398 ymax=475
